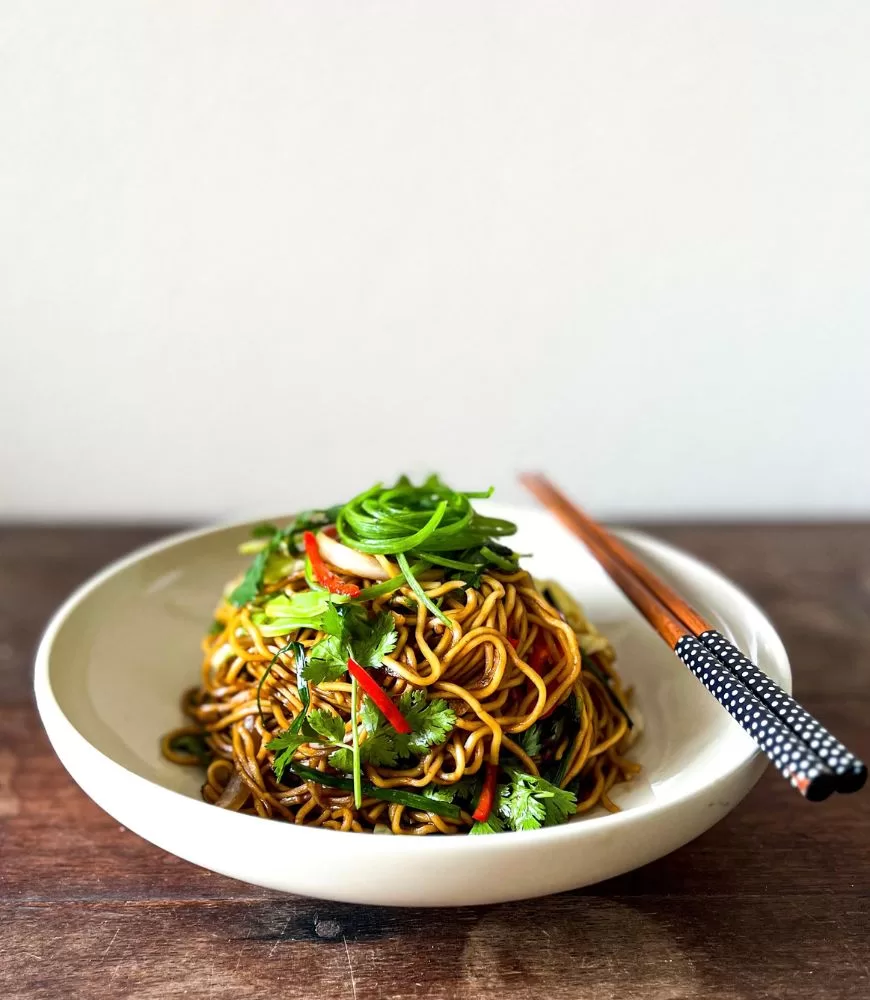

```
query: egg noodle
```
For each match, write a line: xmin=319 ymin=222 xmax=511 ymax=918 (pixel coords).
xmin=162 ymin=478 xmax=639 ymax=835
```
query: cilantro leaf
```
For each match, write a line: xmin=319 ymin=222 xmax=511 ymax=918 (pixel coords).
xmin=497 ymin=774 xmax=546 ymax=831
xmin=328 ymin=747 xmax=354 ymax=772
xmin=328 ymin=729 xmax=398 ymax=772
xmin=230 ymin=545 xmax=273 ymax=607
xmin=362 ymin=689 xmax=456 ymax=757
xmin=539 ymin=779 xmax=577 ymax=826
xmin=419 ymin=783 xmax=460 ymax=803
xmin=306 ymin=634 xmax=351 ymax=684
xmin=351 ymin=691 xmax=456 ymax=770
xmin=303 ymin=605 xmax=397 ymax=686
xmin=392 ymin=690 xmax=456 ymax=756
xmin=469 ymin=814 xmax=506 ymax=835
xmin=352 ymin=610 xmax=398 ymax=669
xmin=207 ymin=619 xmax=224 ymax=637
xmin=358 ymin=730 xmax=398 ymax=767
xmin=230 ymin=508 xmax=340 ymax=606
xmin=360 ymin=695 xmax=382 ymax=736
xmin=306 ymin=708 xmax=346 ymax=745
xmin=322 ymin=600 xmax=345 ymax=638
xmin=339 ymin=601 xmax=370 ymax=634
xmin=496 ymin=768 xmax=577 ymax=832
xmin=447 ymin=774 xmax=483 ymax=803
xmin=266 ymin=729 xmax=308 ymax=782
xmin=515 ymin=724 xmax=543 ymax=758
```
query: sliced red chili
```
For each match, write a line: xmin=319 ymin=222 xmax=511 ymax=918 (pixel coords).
xmin=529 ymin=634 xmax=560 ymax=718
xmin=529 ymin=634 xmax=550 ymax=674
xmin=346 ymin=658 xmax=412 ymax=734
xmin=303 ymin=530 xmax=360 ymax=597
xmin=510 ymin=634 xmax=556 ymax=718
xmin=472 ymin=762 xmax=499 ymax=822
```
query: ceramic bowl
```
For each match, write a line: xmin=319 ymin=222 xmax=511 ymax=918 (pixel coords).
xmin=35 ymin=505 xmax=789 ymax=906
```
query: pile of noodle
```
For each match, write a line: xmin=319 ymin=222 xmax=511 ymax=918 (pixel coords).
xmin=163 ymin=559 xmax=639 ymax=835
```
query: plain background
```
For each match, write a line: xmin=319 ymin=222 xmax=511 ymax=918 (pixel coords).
xmin=2 ymin=2 xmax=868 ymax=521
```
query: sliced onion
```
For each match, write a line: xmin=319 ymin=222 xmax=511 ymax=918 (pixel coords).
xmin=209 ymin=643 xmax=233 ymax=669
xmin=315 ymin=531 xmax=390 ymax=581
xmin=215 ymin=772 xmax=249 ymax=811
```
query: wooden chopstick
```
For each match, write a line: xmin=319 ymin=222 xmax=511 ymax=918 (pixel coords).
xmin=521 ymin=473 xmax=867 ymax=801
xmin=520 ymin=474 xmax=866 ymax=794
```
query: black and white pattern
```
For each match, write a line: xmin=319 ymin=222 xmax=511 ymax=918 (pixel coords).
xmin=673 ymin=635 xmax=835 ymax=801
xmin=697 ymin=630 xmax=867 ymax=793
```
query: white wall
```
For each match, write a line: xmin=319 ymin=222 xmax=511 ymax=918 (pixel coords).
xmin=2 ymin=2 xmax=869 ymax=521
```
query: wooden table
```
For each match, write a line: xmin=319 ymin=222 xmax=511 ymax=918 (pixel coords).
xmin=2 ymin=524 xmax=868 ymax=1000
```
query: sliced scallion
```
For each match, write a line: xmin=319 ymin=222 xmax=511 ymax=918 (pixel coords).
xmin=287 ymin=763 xmax=462 ymax=819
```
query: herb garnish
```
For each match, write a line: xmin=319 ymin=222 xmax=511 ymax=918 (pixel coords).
xmin=360 ymin=689 xmax=456 ymax=759
xmin=468 ymin=767 xmax=577 ymax=834
xmin=229 ymin=507 xmax=342 ymax=607
xmin=335 ymin=476 xmax=519 ymax=625
xmin=515 ymin=723 xmax=543 ymax=758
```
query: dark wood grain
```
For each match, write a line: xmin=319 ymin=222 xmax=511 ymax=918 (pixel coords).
xmin=2 ymin=523 xmax=869 ymax=1000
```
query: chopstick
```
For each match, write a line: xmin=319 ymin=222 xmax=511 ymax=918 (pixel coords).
xmin=522 ymin=475 xmax=866 ymax=795
xmin=520 ymin=473 xmax=867 ymax=801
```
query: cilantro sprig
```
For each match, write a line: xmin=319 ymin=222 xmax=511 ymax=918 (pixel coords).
xmin=515 ymin=723 xmax=543 ymax=758
xmin=267 ymin=707 xmax=349 ymax=781
xmin=262 ymin=599 xmax=404 ymax=804
xmin=267 ymin=689 xmax=457 ymax=783
xmin=303 ymin=605 xmax=398 ymax=684
xmin=335 ymin=476 xmax=520 ymax=624
xmin=360 ymin=689 xmax=456 ymax=759
xmin=229 ymin=507 xmax=341 ymax=607
xmin=469 ymin=767 xmax=577 ymax=834
xmin=230 ymin=477 xmax=521 ymax=623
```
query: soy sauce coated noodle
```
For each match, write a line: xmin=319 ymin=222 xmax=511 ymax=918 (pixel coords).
xmin=163 ymin=557 xmax=639 ymax=834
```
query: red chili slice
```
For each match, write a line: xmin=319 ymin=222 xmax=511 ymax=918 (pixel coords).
xmin=529 ymin=634 xmax=549 ymax=674
xmin=346 ymin=658 xmax=412 ymax=734
xmin=472 ymin=762 xmax=499 ymax=822
xmin=510 ymin=634 xmax=556 ymax=718
xmin=303 ymin=530 xmax=360 ymax=597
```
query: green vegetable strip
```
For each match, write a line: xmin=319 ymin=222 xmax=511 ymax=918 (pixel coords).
xmin=414 ymin=552 xmax=478 ymax=572
xmin=303 ymin=555 xmax=326 ymax=592
xmin=350 ymin=676 xmax=362 ymax=808
xmin=397 ymin=552 xmax=451 ymax=627
xmin=257 ymin=641 xmax=310 ymax=730
xmin=287 ymin=763 xmax=462 ymax=819
xmin=479 ymin=545 xmax=520 ymax=572
xmin=339 ymin=499 xmax=449 ymax=554
xmin=355 ymin=561 xmax=428 ymax=601
xmin=256 ymin=639 xmax=293 ymax=724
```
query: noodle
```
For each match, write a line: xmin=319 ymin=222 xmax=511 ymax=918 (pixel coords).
xmin=162 ymin=482 xmax=639 ymax=834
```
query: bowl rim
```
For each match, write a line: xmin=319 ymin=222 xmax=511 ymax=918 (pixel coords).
xmin=34 ymin=508 xmax=791 ymax=857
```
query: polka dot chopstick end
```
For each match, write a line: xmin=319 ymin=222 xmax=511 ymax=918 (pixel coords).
xmin=674 ymin=635 xmax=837 ymax=802
xmin=695 ymin=631 xmax=867 ymax=794
xmin=516 ymin=474 xmax=864 ymax=802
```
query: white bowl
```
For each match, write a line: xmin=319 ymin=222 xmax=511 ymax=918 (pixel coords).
xmin=34 ymin=505 xmax=790 ymax=907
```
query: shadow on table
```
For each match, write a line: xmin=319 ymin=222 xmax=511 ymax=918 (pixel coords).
xmin=239 ymin=777 xmax=868 ymax=999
